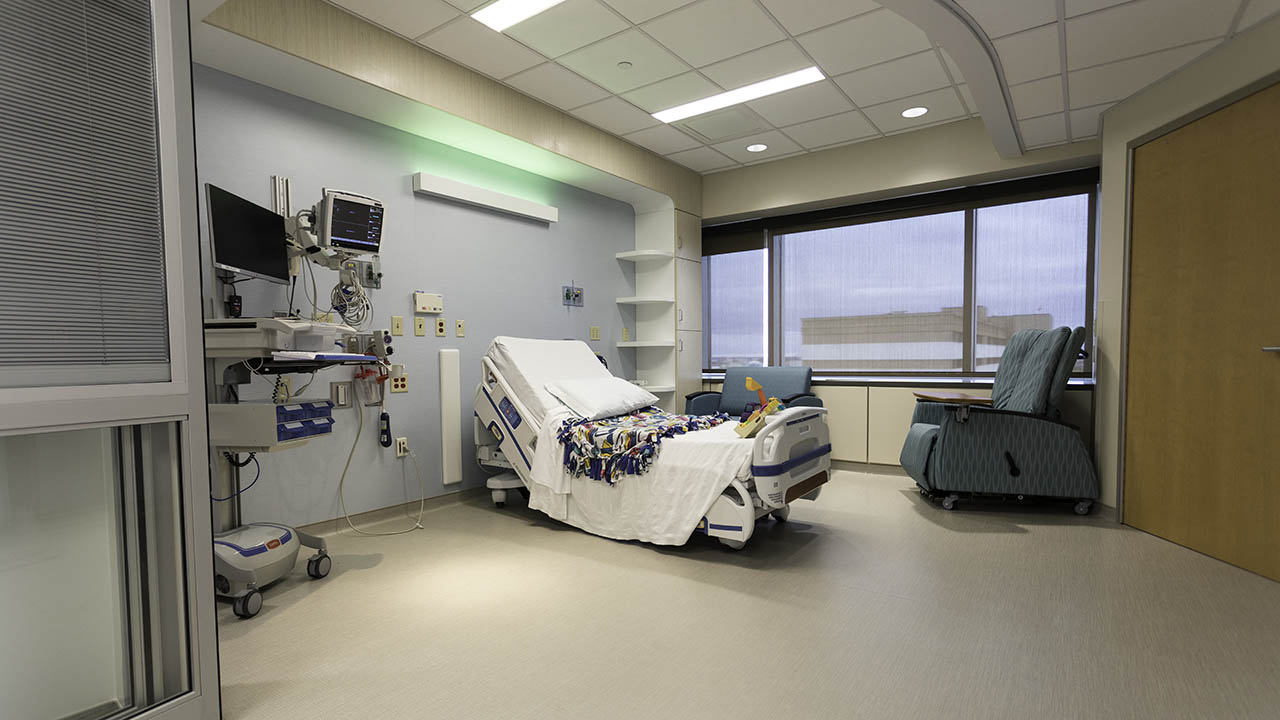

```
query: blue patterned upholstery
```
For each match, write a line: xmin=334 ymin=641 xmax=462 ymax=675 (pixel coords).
xmin=899 ymin=326 xmax=1098 ymax=504
xmin=687 ymin=366 xmax=817 ymax=416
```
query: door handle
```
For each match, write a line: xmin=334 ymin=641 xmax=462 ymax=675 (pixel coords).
xmin=1264 ymin=347 xmax=1280 ymax=352
xmin=678 ymin=338 xmax=684 ymax=352
xmin=678 ymin=308 xmax=684 ymax=322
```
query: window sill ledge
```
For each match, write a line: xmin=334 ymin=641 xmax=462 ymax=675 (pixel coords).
xmin=701 ymin=372 xmax=1096 ymax=391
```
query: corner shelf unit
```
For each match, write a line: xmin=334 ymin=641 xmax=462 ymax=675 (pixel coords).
xmin=616 ymin=296 xmax=674 ymax=305
xmin=616 ymin=249 xmax=674 ymax=262
xmin=616 ymin=208 xmax=692 ymax=403
xmin=618 ymin=340 xmax=675 ymax=348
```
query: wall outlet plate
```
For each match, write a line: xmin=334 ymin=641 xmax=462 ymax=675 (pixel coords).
xmin=435 ymin=318 xmax=447 ymax=337
xmin=622 ymin=327 xmax=630 ymax=342
xmin=455 ymin=319 xmax=465 ymax=337
xmin=395 ymin=437 xmax=409 ymax=457
xmin=590 ymin=325 xmax=601 ymax=341
xmin=275 ymin=376 xmax=292 ymax=403
xmin=414 ymin=317 xmax=427 ymax=336
xmin=330 ymin=381 xmax=353 ymax=408
xmin=390 ymin=316 xmax=404 ymax=336
xmin=390 ymin=375 xmax=408 ymax=393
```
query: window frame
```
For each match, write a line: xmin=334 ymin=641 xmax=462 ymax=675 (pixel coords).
xmin=702 ymin=170 xmax=1099 ymax=378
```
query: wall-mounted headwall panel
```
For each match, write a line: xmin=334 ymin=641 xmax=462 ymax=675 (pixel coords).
xmin=413 ymin=172 xmax=558 ymax=223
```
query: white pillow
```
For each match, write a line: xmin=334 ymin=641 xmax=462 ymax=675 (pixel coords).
xmin=544 ymin=377 xmax=659 ymax=420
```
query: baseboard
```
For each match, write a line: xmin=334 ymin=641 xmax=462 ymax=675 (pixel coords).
xmin=299 ymin=486 xmax=487 ymax=537
xmin=831 ymin=459 xmax=908 ymax=476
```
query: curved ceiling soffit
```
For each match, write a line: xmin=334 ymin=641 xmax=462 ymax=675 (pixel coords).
xmin=878 ymin=0 xmax=1024 ymax=158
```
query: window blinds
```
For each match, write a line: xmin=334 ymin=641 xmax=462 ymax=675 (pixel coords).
xmin=0 ymin=0 xmax=170 ymax=386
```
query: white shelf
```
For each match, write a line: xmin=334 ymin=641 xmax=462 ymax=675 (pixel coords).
xmin=618 ymin=340 xmax=675 ymax=348
xmin=637 ymin=385 xmax=675 ymax=393
xmin=616 ymin=250 xmax=674 ymax=262
xmin=616 ymin=296 xmax=674 ymax=305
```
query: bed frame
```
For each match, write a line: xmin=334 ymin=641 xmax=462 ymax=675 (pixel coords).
xmin=473 ymin=356 xmax=832 ymax=549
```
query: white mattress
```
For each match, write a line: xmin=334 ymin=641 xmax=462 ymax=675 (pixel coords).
xmin=485 ymin=336 xmax=613 ymax=425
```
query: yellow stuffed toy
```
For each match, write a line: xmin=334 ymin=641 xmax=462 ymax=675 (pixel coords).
xmin=734 ymin=376 xmax=784 ymax=438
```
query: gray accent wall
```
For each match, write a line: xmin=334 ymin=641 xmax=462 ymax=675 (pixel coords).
xmin=194 ymin=66 xmax=635 ymax=527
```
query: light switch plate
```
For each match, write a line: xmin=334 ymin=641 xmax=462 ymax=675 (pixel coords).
xmin=455 ymin=319 xmax=465 ymax=337
xmin=390 ymin=316 xmax=404 ymax=336
xmin=590 ymin=325 xmax=601 ymax=341
xmin=414 ymin=317 xmax=427 ymax=336
xmin=435 ymin=318 xmax=447 ymax=337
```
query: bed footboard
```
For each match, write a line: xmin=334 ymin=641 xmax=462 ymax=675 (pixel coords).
xmin=750 ymin=407 xmax=832 ymax=509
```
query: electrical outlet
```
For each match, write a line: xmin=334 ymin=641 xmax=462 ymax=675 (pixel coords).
xmin=395 ymin=437 xmax=409 ymax=458
xmin=390 ymin=316 xmax=404 ymax=336
xmin=390 ymin=375 xmax=408 ymax=393
xmin=435 ymin=318 xmax=447 ymax=337
xmin=455 ymin=319 xmax=465 ymax=337
xmin=590 ymin=325 xmax=601 ymax=341
xmin=414 ymin=317 xmax=426 ymax=336
xmin=330 ymin=381 xmax=352 ymax=408
xmin=275 ymin=376 xmax=292 ymax=403
xmin=622 ymin=327 xmax=630 ymax=342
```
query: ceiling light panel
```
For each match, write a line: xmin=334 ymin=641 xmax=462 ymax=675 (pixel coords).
xmin=653 ymin=66 xmax=825 ymax=123
xmin=473 ymin=0 xmax=568 ymax=32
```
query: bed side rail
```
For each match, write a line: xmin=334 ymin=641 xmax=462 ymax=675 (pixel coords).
xmin=475 ymin=356 xmax=540 ymax=481
xmin=750 ymin=407 xmax=831 ymax=509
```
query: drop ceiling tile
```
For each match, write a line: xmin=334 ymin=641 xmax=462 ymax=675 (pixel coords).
xmin=861 ymin=86 xmax=966 ymax=133
xmin=505 ymin=0 xmax=629 ymax=58
xmin=957 ymin=83 xmax=977 ymax=115
xmin=642 ymin=0 xmax=786 ymax=67
xmin=624 ymin=124 xmax=702 ymax=154
xmin=601 ymin=0 xmax=697 ymax=24
xmin=1064 ymin=0 xmax=1130 ymax=17
xmin=418 ymin=17 xmax=544 ymax=79
xmin=700 ymin=41 xmax=813 ymax=90
xmin=1019 ymin=113 xmax=1068 ymax=147
xmin=833 ymin=50 xmax=951 ymax=107
xmin=939 ymin=48 xmax=966 ymax=84
xmin=1068 ymin=40 xmax=1216 ymax=107
xmin=956 ymin=0 xmax=1056 ymax=39
xmin=798 ymin=8 xmax=934 ymax=77
xmin=558 ymin=29 xmax=689 ymax=93
xmin=993 ymin=24 xmax=1061 ymax=85
xmin=757 ymin=0 xmax=881 ymax=36
xmin=1066 ymin=0 xmax=1235 ymax=70
xmin=666 ymin=146 xmax=738 ymax=172
xmin=571 ymin=97 xmax=661 ymax=135
xmin=780 ymin=110 xmax=878 ymax=149
xmin=677 ymin=107 xmax=770 ymax=142
xmin=1009 ymin=76 xmax=1064 ymax=119
xmin=1239 ymin=0 xmax=1280 ymax=31
xmin=333 ymin=0 xmax=459 ymax=38
xmin=711 ymin=130 xmax=803 ymax=163
xmin=505 ymin=63 xmax=610 ymax=110
xmin=622 ymin=73 xmax=722 ymax=113
xmin=1069 ymin=103 xmax=1112 ymax=138
xmin=442 ymin=0 xmax=487 ymax=11
xmin=746 ymin=81 xmax=853 ymax=127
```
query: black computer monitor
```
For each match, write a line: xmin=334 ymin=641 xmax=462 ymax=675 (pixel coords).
xmin=207 ymin=184 xmax=290 ymax=285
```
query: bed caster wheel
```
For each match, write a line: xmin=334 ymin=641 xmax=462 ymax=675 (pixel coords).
xmin=495 ymin=501 xmax=506 ymax=508
xmin=491 ymin=489 xmax=507 ymax=507
xmin=941 ymin=494 xmax=958 ymax=511
xmin=307 ymin=553 xmax=331 ymax=579
xmin=771 ymin=505 xmax=790 ymax=523
xmin=233 ymin=589 xmax=262 ymax=620
xmin=1074 ymin=500 xmax=1093 ymax=516
xmin=719 ymin=538 xmax=746 ymax=551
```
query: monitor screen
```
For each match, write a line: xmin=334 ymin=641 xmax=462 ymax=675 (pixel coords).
xmin=206 ymin=184 xmax=290 ymax=285
xmin=326 ymin=195 xmax=384 ymax=253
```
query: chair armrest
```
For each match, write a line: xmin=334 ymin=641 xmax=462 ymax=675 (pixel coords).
xmin=782 ymin=392 xmax=823 ymax=408
xmin=685 ymin=391 xmax=722 ymax=416
xmin=912 ymin=391 xmax=991 ymax=405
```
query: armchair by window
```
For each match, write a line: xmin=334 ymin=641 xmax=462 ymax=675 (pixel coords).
xmin=686 ymin=366 xmax=822 ymax=416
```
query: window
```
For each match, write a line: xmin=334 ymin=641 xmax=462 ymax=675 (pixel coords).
xmin=974 ymin=195 xmax=1090 ymax=371
xmin=704 ymin=249 xmax=767 ymax=368
xmin=779 ymin=212 xmax=966 ymax=372
xmin=702 ymin=172 xmax=1096 ymax=376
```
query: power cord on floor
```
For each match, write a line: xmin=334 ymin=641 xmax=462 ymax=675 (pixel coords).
xmin=337 ymin=401 xmax=426 ymax=536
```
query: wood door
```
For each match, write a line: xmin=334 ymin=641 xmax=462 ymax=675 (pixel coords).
xmin=1125 ymin=81 xmax=1280 ymax=581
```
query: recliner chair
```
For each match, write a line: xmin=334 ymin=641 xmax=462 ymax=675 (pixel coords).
xmin=899 ymin=326 xmax=1099 ymax=514
xmin=686 ymin=366 xmax=822 ymax=416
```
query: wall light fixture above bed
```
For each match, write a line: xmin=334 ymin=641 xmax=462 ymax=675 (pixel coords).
xmin=411 ymin=171 xmax=559 ymax=223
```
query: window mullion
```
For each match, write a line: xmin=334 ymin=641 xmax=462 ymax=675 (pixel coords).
xmin=963 ymin=209 xmax=976 ymax=374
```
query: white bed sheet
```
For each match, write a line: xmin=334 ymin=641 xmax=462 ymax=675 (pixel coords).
xmin=486 ymin=336 xmax=613 ymax=425
xmin=528 ymin=406 xmax=754 ymax=545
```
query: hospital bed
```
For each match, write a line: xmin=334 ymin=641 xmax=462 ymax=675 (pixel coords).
xmin=473 ymin=337 xmax=832 ymax=549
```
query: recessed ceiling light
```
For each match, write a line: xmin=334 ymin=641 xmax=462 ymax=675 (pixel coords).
xmin=901 ymin=106 xmax=929 ymax=118
xmin=652 ymin=67 xmax=826 ymax=123
xmin=472 ymin=0 xmax=567 ymax=32
xmin=746 ymin=144 xmax=768 ymax=153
